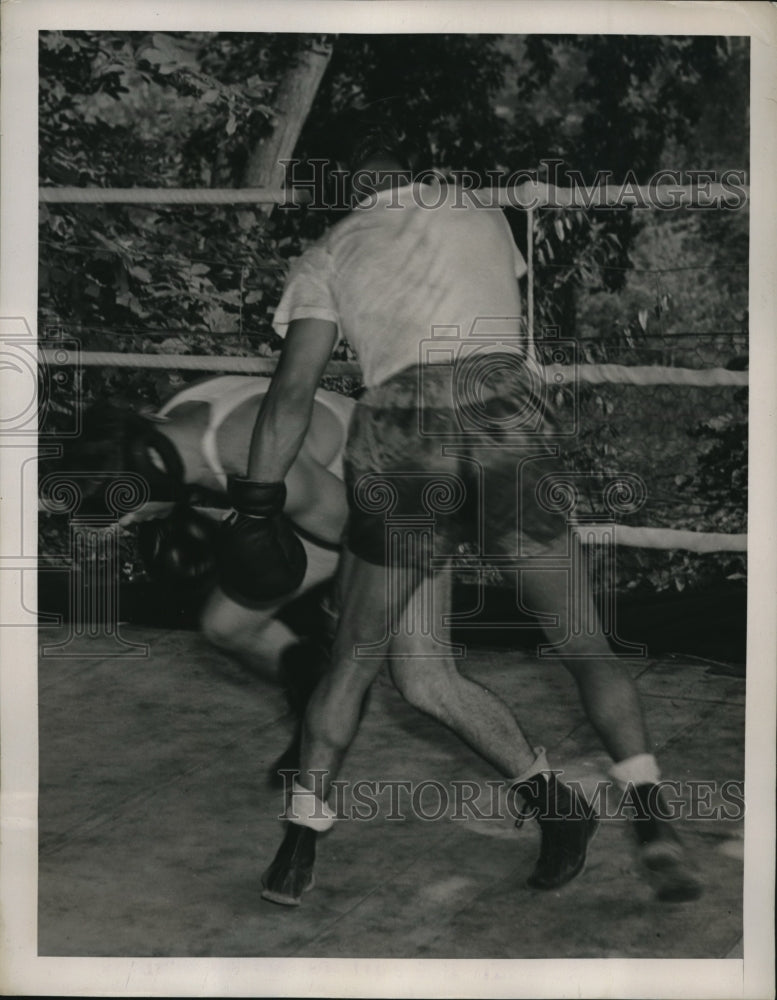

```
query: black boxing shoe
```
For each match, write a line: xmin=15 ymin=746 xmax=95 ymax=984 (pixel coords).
xmin=260 ymin=823 xmax=317 ymax=906
xmin=628 ymin=783 xmax=703 ymax=902
xmin=513 ymin=773 xmax=598 ymax=891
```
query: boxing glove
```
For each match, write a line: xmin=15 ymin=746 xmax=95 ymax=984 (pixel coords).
xmin=137 ymin=504 xmax=218 ymax=591
xmin=217 ymin=477 xmax=307 ymax=607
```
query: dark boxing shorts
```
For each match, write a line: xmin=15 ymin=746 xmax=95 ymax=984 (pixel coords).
xmin=343 ymin=354 xmax=568 ymax=569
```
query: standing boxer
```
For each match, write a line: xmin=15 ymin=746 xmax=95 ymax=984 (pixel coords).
xmin=221 ymin=116 xmax=703 ymax=906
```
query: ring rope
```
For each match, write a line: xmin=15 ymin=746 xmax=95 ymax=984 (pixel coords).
xmin=35 ymin=505 xmax=746 ymax=554
xmin=39 ymin=185 xmax=747 ymax=555
xmin=38 ymin=355 xmax=747 ymax=552
xmin=545 ymin=363 xmax=748 ymax=387
xmin=39 ymin=349 xmax=749 ymax=387
xmin=39 ymin=180 xmax=748 ymax=209
xmin=40 ymin=187 xmax=303 ymax=206
xmin=577 ymin=524 xmax=746 ymax=553
xmin=34 ymin=501 xmax=746 ymax=553
xmin=40 ymin=350 xmax=353 ymax=376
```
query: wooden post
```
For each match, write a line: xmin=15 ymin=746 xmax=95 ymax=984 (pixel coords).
xmin=242 ymin=38 xmax=334 ymax=208
xmin=526 ymin=206 xmax=534 ymax=350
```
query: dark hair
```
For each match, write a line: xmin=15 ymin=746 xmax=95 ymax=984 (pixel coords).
xmin=57 ymin=402 xmax=185 ymax=503
xmin=327 ymin=103 xmax=420 ymax=173
xmin=61 ymin=402 xmax=153 ymax=474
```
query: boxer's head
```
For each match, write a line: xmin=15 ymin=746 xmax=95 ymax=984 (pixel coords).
xmin=328 ymin=102 xmax=420 ymax=176
xmin=59 ymin=402 xmax=185 ymax=508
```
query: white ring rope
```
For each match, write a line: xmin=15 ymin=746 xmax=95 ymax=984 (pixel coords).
xmin=40 ymin=350 xmax=353 ymax=376
xmin=38 ymin=350 xmax=747 ymax=553
xmin=546 ymin=363 xmax=748 ymax=387
xmin=39 ymin=187 xmax=303 ymax=206
xmin=39 ymin=180 xmax=748 ymax=209
xmin=39 ymin=349 xmax=749 ymax=387
xmin=34 ymin=504 xmax=746 ymax=553
xmin=485 ymin=181 xmax=747 ymax=210
xmin=576 ymin=524 xmax=746 ymax=553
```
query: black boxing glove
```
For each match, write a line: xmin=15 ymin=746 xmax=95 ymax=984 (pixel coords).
xmin=217 ymin=476 xmax=308 ymax=607
xmin=137 ymin=504 xmax=218 ymax=592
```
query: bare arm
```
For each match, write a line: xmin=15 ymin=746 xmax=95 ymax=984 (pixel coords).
xmin=245 ymin=317 xmax=339 ymax=482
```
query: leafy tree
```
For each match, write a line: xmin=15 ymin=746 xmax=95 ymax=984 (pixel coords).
xmin=40 ymin=31 xmax=290 ymax=413
xmin=502 ymin=34 xmax=749 ymax=327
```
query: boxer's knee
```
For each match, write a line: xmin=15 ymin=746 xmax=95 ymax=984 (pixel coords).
xmin=200 ymin=590 xmax=273 ymax=654
xmin=200 ymin=600 xmax=237 ymax=652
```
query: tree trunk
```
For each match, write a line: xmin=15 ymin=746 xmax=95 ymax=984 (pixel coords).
xmin=243 ymin=38 xmax=333 ymax=203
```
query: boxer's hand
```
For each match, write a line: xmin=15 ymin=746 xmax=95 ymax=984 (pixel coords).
xmin=217 ymin=477 xmax=308 ymax=607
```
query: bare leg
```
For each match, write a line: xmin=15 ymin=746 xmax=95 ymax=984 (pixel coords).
xmin=519 ymin=557 xmax=702 ymax=900
xmin=389 ymin=567 xmax=537 ymax=777
xmin=298 ymin=549 xmax=421 ymax=799
xmin=519 ymin=563 xmax=651 ymax=762
xmin=264 ymin=553 xmax=598 ymax=904
xmin=201 ymin=586 xmax=294 ymax=681
xmin=387 ymin=565 xmax=598 ymax=891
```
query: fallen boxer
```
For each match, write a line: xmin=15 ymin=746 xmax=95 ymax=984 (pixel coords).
xmin=61 ymin=374 xmax=355 ymax=780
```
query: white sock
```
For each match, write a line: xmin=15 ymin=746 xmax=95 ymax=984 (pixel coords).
xmin=514 ymin=746 xmax=551 ymax=785
xmin=285 ymin=779 xmax=336 ymax=832
xmin=610 ymin=753 xmax=661 ymax=788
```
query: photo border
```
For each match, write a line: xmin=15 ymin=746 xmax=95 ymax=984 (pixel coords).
xmin=2 ymin=2 xmax=774 ymax=997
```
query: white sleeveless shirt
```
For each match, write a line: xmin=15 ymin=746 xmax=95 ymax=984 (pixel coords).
xmin=157 ymin=375 xmax=354 ymax=487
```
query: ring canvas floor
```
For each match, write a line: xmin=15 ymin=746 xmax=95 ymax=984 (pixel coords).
xmin=37 ymin=625 xmax=744 ymax=959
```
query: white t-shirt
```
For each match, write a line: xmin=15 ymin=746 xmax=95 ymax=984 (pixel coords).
xmin=272 ymin=182 xmax=528 ymax=387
